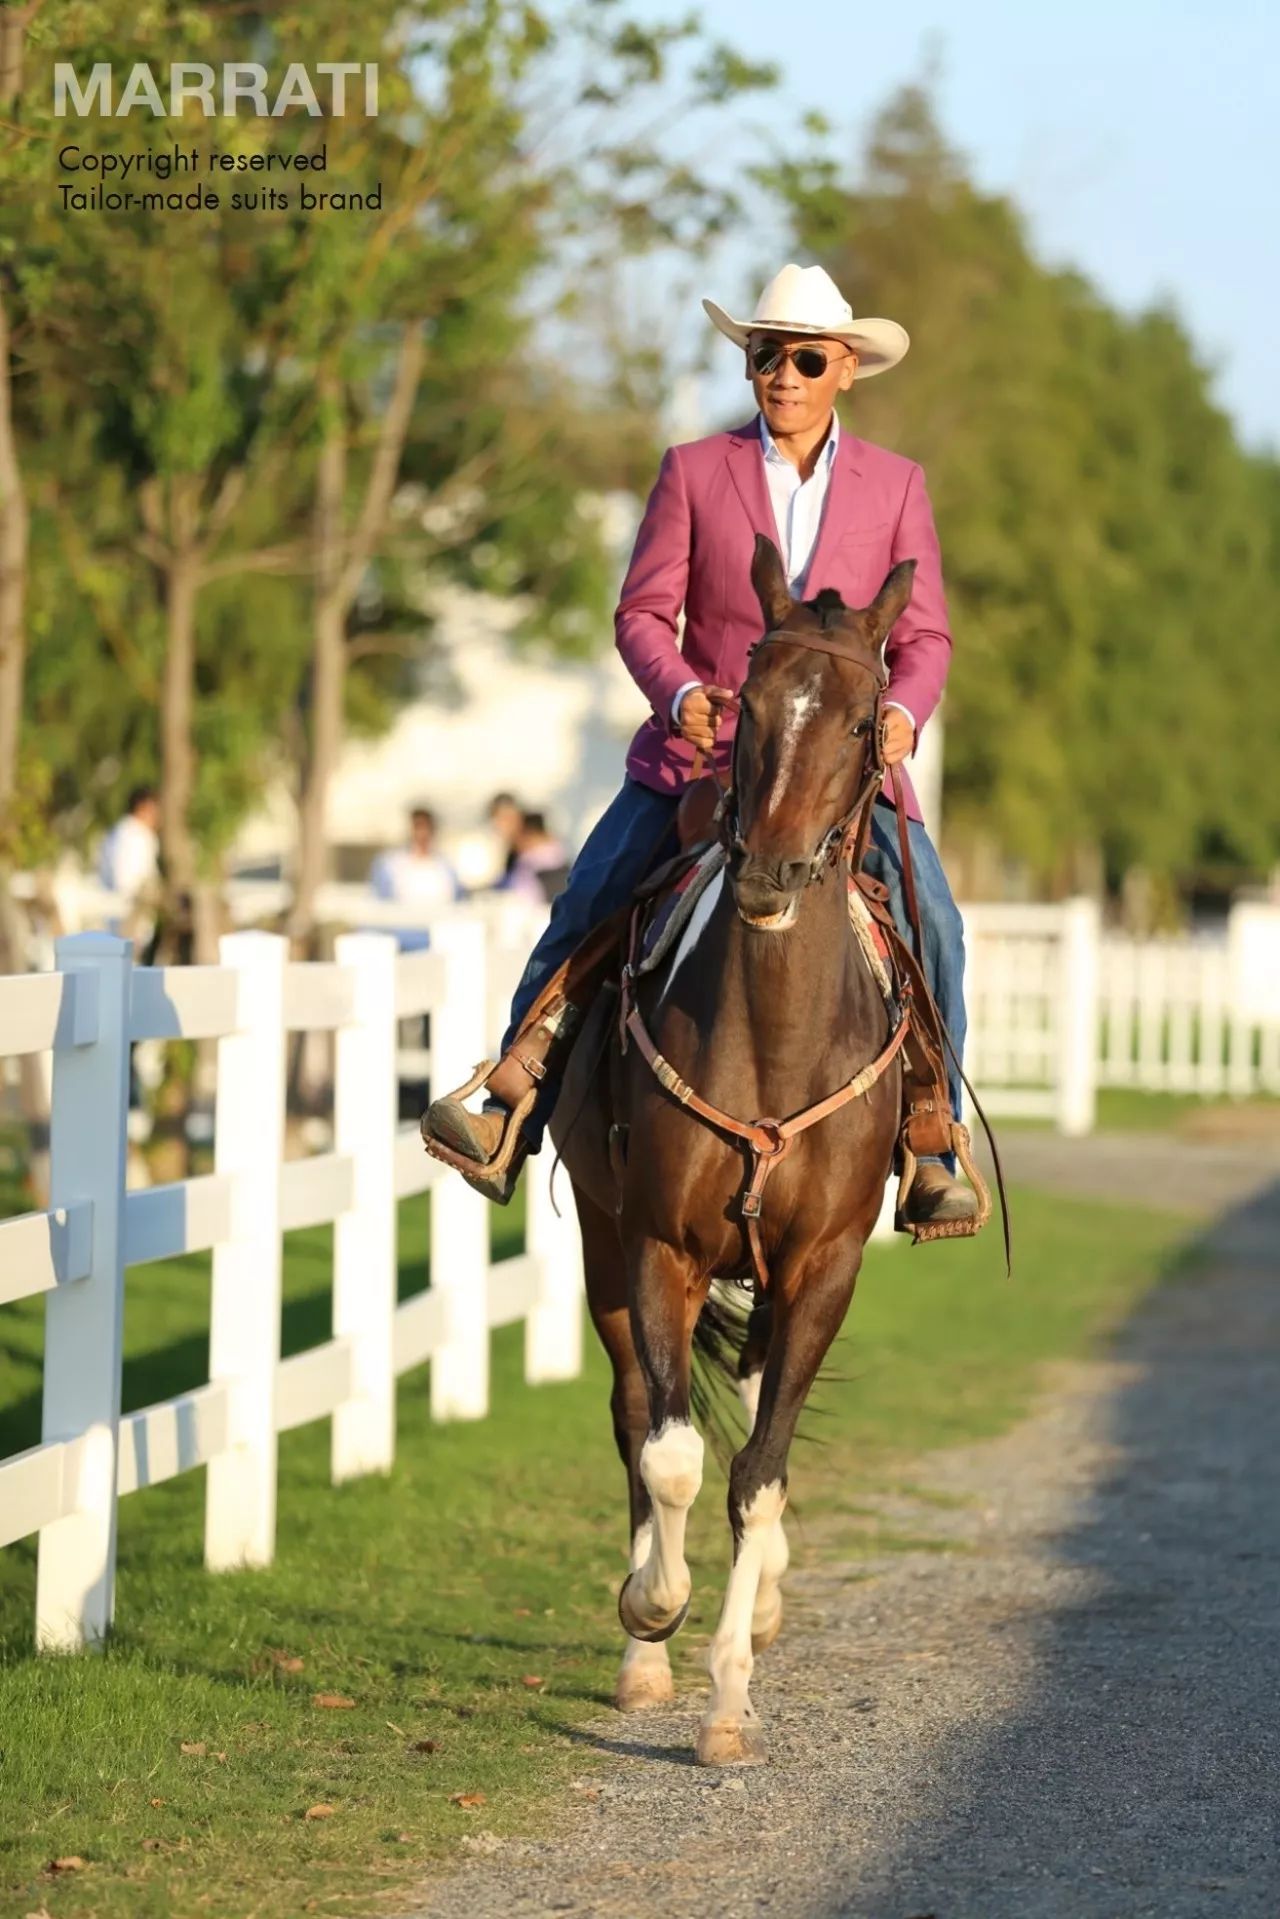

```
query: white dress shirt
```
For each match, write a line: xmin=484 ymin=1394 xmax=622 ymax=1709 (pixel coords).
xmin=97 ymin=812 xmax=159 ymax=900
xmin=672 ymin=412 xmax=914 ymax=734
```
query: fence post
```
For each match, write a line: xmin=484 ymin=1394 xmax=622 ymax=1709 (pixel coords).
xmin=35 ymin=932 xmax=132 ymax=1652
xmin=205 ymin=931 xmax=286 ymax=1570
xmin=524 ymin=1146 xmax=583 ymax=1383
xmin=331 ymin=933 xmax=398 ymax=1480
xmin=1057 ymin=897 xmax=1100 ymax=1136
xmin=427 ymin=918 xmax=490 ymax=1420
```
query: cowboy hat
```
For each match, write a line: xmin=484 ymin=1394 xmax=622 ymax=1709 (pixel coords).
xmin=702 ymin=263 xmax=909 ymax=378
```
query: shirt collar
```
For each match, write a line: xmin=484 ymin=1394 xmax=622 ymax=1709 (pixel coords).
xmin=758 ymin=409 xmax=840 ymax=470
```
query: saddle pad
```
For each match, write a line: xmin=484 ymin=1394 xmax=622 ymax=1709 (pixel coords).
xmin=847 ymin=874 xmax=895 ymax=1005
xmin=635 ymin=841 xmax=727 ymax=978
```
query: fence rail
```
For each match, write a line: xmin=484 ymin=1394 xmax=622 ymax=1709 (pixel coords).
xmin=0 ymin=923 xmax=581 ymax=1653
xmin=962 ymin=899 xmax=1280 ymax=1130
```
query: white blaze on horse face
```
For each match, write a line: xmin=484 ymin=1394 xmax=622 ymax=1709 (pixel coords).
xmin=656 ymin=869 xmax=725 ymax=1012
xmin=771 ymin=682 xmax=821 ymax=807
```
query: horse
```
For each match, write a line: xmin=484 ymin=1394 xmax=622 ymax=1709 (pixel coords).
xmin=549 ymin=534 xmax=918 ymax=1766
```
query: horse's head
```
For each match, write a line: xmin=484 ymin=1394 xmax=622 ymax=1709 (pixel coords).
xmin=728 ymin=534 xmax=916 ymax=930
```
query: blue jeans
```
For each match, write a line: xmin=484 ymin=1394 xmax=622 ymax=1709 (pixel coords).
xmin=862 ymin=798 xmax=967 ymax=1133
xmin=502 ymin=780 xmax=966 ymax=1148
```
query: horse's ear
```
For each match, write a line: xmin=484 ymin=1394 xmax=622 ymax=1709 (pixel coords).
xmin=751 ymin=534 xmax=793 ymax=630
xmin=864 ymin=559 xmax=917 ymax=642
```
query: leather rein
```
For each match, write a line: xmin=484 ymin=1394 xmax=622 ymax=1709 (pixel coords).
xmin=620 ymin=626 xmax=913 ymax=1289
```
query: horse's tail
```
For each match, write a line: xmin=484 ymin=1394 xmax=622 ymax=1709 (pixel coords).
xmin=690 ymin=1283 xmax=751 ymax=1473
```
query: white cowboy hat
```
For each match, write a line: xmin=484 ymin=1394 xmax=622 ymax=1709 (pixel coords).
xmin=702 ymin=263 xmax=909 ymax=378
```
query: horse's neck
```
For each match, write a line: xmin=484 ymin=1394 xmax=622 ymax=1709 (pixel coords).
xmin=702 ymin=868 xmax=882 ymax=1105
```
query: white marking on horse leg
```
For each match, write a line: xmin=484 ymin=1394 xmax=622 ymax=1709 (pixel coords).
xmin=737 ymin=1373 xmax=787 ymax=1645
xmin=616 ymin=1521 xmax=674 ymax=1709
xmin=632 ymin=1420 xmax=703 ymax=1624
xmin=656 ymin=870 xmax=724 ymax=1012
xmin=697 ymin=1479 xmax=786 ymax=1764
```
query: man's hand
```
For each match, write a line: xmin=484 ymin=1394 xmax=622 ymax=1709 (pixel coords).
xmin=676 ymin=683 xmax=735 ymax=753
xmin=881 ymin=706 xmax=916 ymax=767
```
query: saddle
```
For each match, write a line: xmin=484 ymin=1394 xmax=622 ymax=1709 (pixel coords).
xmin=428 ymin=770 xmax=1003 ymax=1261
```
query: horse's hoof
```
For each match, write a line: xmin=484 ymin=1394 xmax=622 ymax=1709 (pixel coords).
xmin=617 ymin=1572 xmax=690 ymax=1644
xmin=695 ymin=1716 xmax=768 ymax=1767
xmin=751 ymin=1597 xmax=783 ymax=1654
xmin=613 ymin=1661 xmax=676 ymax=1712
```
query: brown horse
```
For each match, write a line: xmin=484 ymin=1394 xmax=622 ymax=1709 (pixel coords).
xmin=550 ymin=536 xmax=918 ymax=1766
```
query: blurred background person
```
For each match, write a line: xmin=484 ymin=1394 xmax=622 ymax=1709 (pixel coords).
xmin=370 ymin=805 xmax=464 ymax=1120
xmin=488 ymin=791 xmax=524 ymax=887
xmin=96 ymin=784 xmax=163 ymax=1143
xmin=500 ymin=810 xmax=570 ymax=906
xmin=369 ymin=806 xmax=463 ymax=952
xmin=447 ymin=791 xmax=526 ymax=892
xmin=97 ymin=784 xmax=161 ymax=961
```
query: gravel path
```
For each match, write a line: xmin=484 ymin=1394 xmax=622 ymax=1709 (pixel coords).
xmin=409 ymin=1154 xmax=1280 ymax=1919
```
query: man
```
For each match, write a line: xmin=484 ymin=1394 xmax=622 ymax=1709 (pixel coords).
xmin=97 ymin=783 xmax=161 ymax=958
xmin=499 ymin=810 xmax=570 ymax=905
xmin=424 ymin=263 xmax=973 ymax=1224
xmin=369 ymin=806 xmax=463 ymax=950
xmin=487 ymin=791 xmax=523 ymax=886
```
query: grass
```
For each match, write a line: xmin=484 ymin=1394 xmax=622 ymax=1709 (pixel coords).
xmin=1092 ymin=1087 xmax=1279 ymax=1133
xmin=0 ymin=1180 xmax=1187 ymax=1918
xmin=993 ymin=1087 xmax=1280 ymax=1134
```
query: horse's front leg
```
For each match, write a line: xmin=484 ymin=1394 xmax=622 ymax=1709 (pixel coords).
xmin=699 ymin=1247 xmax=861 ymax=1766
xmin=577 ymin=1192 xmax=677 ymax=1712
xmin=618 ymin=1237 xmax=706 ymax=1645
xmin=737 ymin=1296 xmax=788 ymax=1654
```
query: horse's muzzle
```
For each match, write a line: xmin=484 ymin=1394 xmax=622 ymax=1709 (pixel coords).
xmin=729 ymin=851 xmax=807 ymax=930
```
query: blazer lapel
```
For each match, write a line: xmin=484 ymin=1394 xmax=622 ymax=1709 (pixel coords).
xmin=725 ymin=418 xmax=778 ymax=547
xmin=806 ymin=428 xmax=862 ymax=589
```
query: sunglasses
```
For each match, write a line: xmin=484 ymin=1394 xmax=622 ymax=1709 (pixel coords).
xmin=749 ymin=339 xmax=853 ymax=379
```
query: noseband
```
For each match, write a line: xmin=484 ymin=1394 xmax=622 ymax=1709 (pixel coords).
xmin=724 ymin=625 xmax=889 ymax=884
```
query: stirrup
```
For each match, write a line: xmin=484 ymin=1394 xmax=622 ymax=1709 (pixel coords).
xmin=420 ymin=1059 xmax=537 ymax=1181
xmin=895 ymin=1122 xmax=992 ymax=1243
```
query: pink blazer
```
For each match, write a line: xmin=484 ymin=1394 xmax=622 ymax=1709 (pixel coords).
xmin=614 ymin=416 xmax=952 ymax=821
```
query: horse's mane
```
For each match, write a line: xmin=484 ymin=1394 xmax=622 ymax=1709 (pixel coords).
xmin=804 ymin=587 xmax=847 ymax=628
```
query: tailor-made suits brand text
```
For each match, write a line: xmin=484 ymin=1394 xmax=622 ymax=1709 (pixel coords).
xmin=56 ymin=143 xmax=381 ymax=213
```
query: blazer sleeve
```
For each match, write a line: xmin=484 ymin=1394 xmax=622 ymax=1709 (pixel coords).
xmin=614 ymin=445 xmax=695 ymax=726
xmin=884 ymin=462 xmax=952 ymax=736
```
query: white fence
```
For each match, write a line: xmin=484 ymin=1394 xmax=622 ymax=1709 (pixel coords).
xmin=6 ymin=884 xmax=1280 ymax=1653
xmin=963 ymin=898 xmax=1280 ymax=1132
xmin=0 ymin=924 xmax=582 ymax=1653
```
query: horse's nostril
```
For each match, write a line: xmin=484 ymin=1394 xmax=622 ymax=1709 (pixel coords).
xmin=778 ymin=859 xmax=810 ymax=894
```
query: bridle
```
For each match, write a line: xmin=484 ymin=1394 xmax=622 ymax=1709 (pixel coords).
xmin=721 ymin=621 xmax=891 ymax=886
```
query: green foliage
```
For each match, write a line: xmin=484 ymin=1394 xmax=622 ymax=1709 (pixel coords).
xmin=771 ymin=84 xmax=1280 ymax=894
xmin=2 ymin=0 xmax=768 ymax=864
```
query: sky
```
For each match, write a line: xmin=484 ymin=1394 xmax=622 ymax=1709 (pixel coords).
xmin=636 ymin=0 xmax=1278 ymax=451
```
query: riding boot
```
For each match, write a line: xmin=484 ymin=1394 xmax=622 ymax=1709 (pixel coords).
xmin=420 ymin=998 xmax=580 ymax=1206
xmin=421 ymin=1090 xmax=530 ymax=1206
xmin=897 ymin=1159 xmax=978 ymax=1225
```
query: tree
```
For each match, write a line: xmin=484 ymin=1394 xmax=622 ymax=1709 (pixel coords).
xmin=4 ymin=0 xmax=774 ymax=947
xmin=768 ymin=84 xmax=1280 ymax=902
